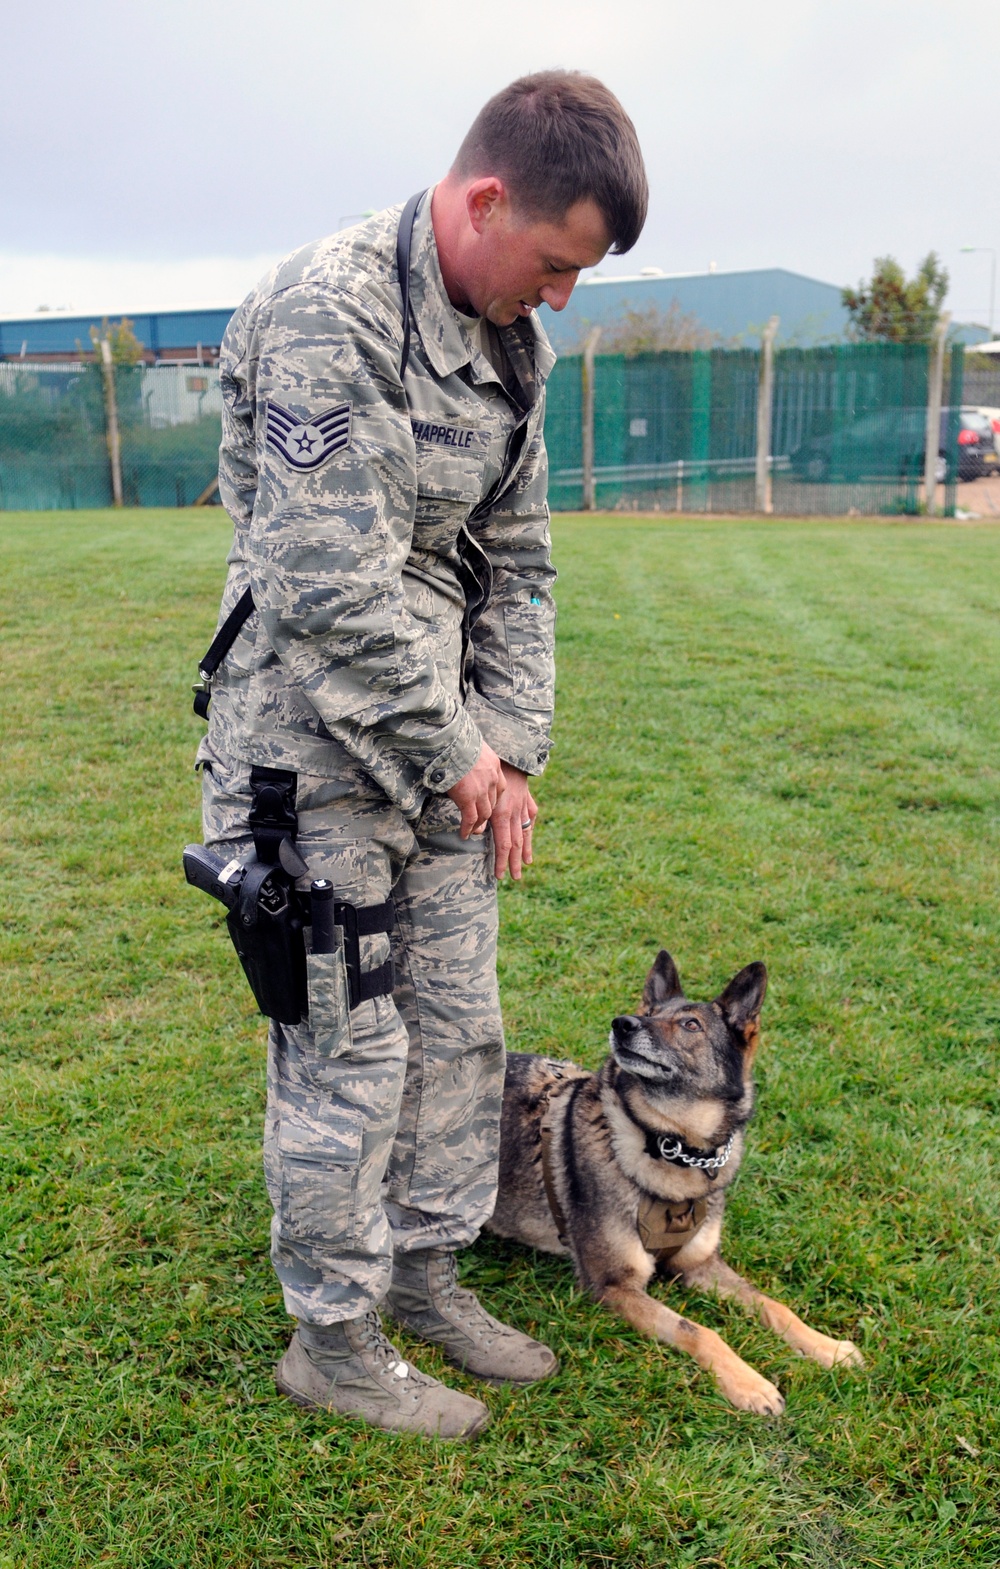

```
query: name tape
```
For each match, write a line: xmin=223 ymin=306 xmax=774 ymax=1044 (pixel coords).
xmin=411 ymin=419 xmax=480 ymax=450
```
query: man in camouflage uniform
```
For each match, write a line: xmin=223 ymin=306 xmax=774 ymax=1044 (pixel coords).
xmin=197 ymin=71 xmax=647 ymax=1438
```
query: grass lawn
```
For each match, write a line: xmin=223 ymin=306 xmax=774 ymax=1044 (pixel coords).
xmin=1 ymin=508 xmax=998 ymax=1567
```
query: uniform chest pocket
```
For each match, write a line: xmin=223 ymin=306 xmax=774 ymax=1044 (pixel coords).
xmin=412 ymin=419 xmax=487 ymax=503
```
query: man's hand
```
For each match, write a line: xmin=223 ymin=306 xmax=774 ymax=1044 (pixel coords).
xmin=447 ymin=741 xmax=506 ymax=839
xmin=489 ymin=762 xmax=538 ymax=881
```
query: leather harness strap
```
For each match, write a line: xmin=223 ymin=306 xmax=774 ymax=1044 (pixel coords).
xmin=637 ymin=1194 xmax=709 ymax=1266
xmin=538 ymin=1076 xmax=709 ymax=1266
xmin=538 ymin=1077 xmax=577 ymax=1247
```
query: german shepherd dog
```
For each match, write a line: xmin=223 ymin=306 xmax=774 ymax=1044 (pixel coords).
xmin=486 ymin=951 xmax=863 ymax=1413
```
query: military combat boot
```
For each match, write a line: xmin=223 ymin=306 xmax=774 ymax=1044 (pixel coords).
xmin=275 ymin=1311 xmax=490 ymax=1440
xmin=385 ymin=1248 xmax=558 ymax=1385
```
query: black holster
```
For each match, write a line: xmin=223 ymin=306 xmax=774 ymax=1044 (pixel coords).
xmin=183 ymin=767 xmax=394 ymax=1026
xmin=226 ymin=857 xmax=307 ymax=1025
xmin=222 ymin=766 xmax=308 ymax=1022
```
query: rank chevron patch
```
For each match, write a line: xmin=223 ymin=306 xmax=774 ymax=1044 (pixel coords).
xmin=265 ymin=400 xmax=352 ymax=471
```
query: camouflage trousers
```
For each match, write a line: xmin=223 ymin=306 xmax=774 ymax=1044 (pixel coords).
xmin=200 ymin=743 xmax=504 ymax=1324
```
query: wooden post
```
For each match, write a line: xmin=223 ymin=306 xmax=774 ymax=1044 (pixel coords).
xmin=581 ymin=326 xmax=602 ymax=511
xmin=923 ymin=313 xmax=950 ymax=514
xmin=99 ymin=336 xmax=124 ymax=507
xmin=754 ymin=316 xmax=779 ymax=514
xmin=192 ymin=475 xmax=221 ymax=508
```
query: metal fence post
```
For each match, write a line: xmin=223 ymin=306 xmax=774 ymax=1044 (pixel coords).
xmin=581 ymin=326 xmax=602 ymax=511
xmin=923 ymin=313 xmax=950 ymax=515
xmin=99 ymin=337 xmax=124 ymax=507
xmin=754 ymin=316 xmax=779 ymax=514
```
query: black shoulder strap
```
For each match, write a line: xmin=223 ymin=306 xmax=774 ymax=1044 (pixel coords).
xmin=193 ymin=195 xmax=426 ymax=718
xmin=198 ymin=586 xmax=255 ymax=683
xmin=193 ymin=585 xmax=255 ymax=716
xmin=396 ymin=189 xmax=425 ymax=380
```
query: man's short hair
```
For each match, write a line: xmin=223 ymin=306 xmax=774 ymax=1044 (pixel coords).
xmin=453 ymin=71 xmax=648 ymax=255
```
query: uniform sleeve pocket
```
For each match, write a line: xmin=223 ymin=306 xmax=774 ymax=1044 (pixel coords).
xmin=278 ymin=1108 xmax=363 ymax=1246
xmin=503 ymin=601 xmax=554 ymax=712
xmin=306 ymin=941 xmax=353 ymax=1057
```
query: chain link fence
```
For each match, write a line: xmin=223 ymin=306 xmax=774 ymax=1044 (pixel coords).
xmin=0 ymin=340 xmax=966 ymax=516
xmin=961 ymin=359 xmax=1000 ymax=408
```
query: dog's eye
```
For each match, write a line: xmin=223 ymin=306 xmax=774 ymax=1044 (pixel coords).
xmin=681 ymin=1017 xmax=701 ymax=1032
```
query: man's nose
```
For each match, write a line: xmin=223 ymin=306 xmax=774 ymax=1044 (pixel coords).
xmin=539 ymin=274 xmax=578 ymax=313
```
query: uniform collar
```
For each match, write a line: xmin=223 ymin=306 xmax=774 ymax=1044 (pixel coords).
xmin=408 ymin=189 xmax=557 ymax=391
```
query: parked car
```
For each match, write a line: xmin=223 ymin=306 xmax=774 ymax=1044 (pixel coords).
xmin=952 ymin=409 xmax=998 ymax=478
xmin=965 ymin=405 xmax=1000 ymax=460
xmin=789 ymin=406 xmax=998 ymax=483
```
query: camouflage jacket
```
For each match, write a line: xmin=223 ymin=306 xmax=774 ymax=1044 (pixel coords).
xmin=201 ymin=193 xmax=557 ymax=819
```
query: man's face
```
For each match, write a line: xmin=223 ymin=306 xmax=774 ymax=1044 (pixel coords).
xmin=465 ymin=191 xmax=611 ymax=327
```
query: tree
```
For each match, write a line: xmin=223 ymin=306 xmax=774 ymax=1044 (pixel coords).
xmin=581 ymin=299 xmax=719 ymax=356
xmin=87 ymin=316 xmax=145 ymax=365
xmin=842 ymin=254 xmax=948 ymax=343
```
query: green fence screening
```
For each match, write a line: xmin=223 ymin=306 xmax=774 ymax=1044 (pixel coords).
xmin=115 ymin=365 xmax=222 ymax=508
xmin=0 ymin=363 xmax=111 ymax=509
xmin=771 ymin=342 xmax=962 ymax=517
xmin=0 ymin=341 xmax=965 ymax=516
xmin=547 ymin=348 xmax=761 ymax=513
xmin=0 ymin=362 xmax=222 ymax=511
xmin=545 ymin=341 xmax=963 ymax=516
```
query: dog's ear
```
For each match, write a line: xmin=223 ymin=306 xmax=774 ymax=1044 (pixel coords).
xmin=639 ymin=950 xmax=684 ymax=1014
xmin=715 ymin=962 xmax=768 ymax=1046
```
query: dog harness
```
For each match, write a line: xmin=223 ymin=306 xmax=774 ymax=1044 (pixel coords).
xmin=538 ymin=1077 xmax=709 ymax=1270
xmin=636 ymin=1193 xmax=709 ymax=1267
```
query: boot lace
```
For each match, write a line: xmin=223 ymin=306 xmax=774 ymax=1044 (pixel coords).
xmin=356 ymin=1310 xmax=434 ymax=1386
xmin=429 ymin=1255 xmax=501 ymax=1346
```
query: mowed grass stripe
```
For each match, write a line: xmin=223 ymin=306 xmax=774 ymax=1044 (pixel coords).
xmin=0 ymin=510 xmax=997 ymax=1568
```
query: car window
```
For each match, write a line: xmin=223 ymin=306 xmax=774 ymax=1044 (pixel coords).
xmin=960 ymin=411 xmax=992 ymax=434
xmin=849 ymin=412 xmax=914 ymax=438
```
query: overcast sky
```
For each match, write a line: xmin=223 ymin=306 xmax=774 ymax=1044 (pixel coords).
xmin=1 ymin=0 xmax=997 ymax=328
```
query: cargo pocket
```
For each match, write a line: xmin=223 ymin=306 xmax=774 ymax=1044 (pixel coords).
xmin=278 ymin=1106 xmax=363 ymax=1248
xmin=306 ymin=939 xmax=352 ymax=1058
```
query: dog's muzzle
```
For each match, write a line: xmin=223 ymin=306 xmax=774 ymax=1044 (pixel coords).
xmin=609 ymin=1017 xmax=676 ymax=1082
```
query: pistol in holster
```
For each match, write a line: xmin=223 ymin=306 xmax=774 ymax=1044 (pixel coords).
xmin=182 ymin=766 xmax=394 ymax=1026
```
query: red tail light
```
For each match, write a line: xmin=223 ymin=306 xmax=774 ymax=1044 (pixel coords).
xmin=958 ymin=429 xmax=979 ymax=445
xmin=992 ymin=418 xmax=1000 ymax=433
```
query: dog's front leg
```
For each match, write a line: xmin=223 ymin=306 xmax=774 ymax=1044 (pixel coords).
xmin=597 ymin=1281 xmax=786 ymax=1415
xmin=679 ymin=1254 xmax=864 ymax=1370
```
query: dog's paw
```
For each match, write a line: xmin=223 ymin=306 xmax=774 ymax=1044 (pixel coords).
xmin=808 ymin=1335 xmax=865 ymax=1370
xmin=829 ymin=1338 xmax=864 ymax=1369
xmin=715 ymin=1364 xmax=786 ymax=1416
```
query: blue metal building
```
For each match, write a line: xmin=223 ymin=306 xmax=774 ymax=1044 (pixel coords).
xmin=1 ymin=274 xmax=986 ymax=362
xmin=0 ymin=305 xmax=235 ymax=362
xmin=538 ymin=268 xmax=989 ymax=352
xmin=538 ymin=267 xmax=850 ymax=351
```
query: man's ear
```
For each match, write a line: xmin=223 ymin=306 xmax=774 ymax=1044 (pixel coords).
xmin=465 ymin=177 xmax=507 ymax=234
xmin=715 ymin=962 xmax=768 ymax=1046
xmin=639 ymin=950 xmax=684 ymax=1015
